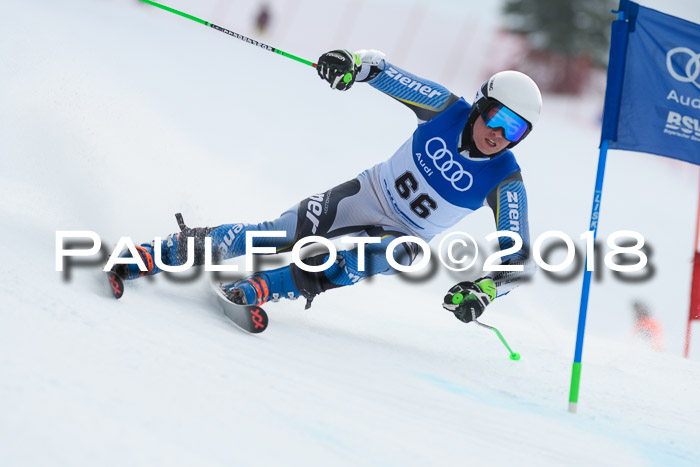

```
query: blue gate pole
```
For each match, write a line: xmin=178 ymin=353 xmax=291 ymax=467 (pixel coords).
xmin=568 ymin=139 xmax=610 ymax=413
xmin=567 ymin=0 xmax=631 ymax=413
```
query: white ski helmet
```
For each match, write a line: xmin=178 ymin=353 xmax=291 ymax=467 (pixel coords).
xmin=481 ymin=71 xmax=542 ymax=126
xmin=460 ymin=70 xmax=542 ymax=159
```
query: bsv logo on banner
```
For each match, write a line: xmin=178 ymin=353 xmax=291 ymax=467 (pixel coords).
xmin=665 ymin=111 xmax=700 ymax=140
xmin=666 ymin=47 xmax=700 ymax=90
xmin=425 ymin=137 xmax=473 ymax=192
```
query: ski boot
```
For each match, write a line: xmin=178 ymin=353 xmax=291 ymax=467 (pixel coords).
xmin=111 ymin=234 xmax=180 ymax=280
xmin=110 ymin=244 xmax=157 ymax=280
xmin=223 ymin=266 xmax=300 ymax=306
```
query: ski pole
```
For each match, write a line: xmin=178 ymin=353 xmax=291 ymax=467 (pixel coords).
xmin=451 ymin=292 xmax=520 ymax=360
xmin=138 ymin=0 xmax=316 ymax=68
xmin=474 ymin=319 xmax=520 ymax=361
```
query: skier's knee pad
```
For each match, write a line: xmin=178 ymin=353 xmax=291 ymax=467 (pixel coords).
xmin=289 ymin=252 xmax=344 ymax=298
xmin=288 ymin=246 xmax=391 ymax=297
xmin=289 ymin=237 xmax=420 ymax=296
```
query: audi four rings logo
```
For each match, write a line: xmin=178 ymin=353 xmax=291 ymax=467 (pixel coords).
xmin=425 ymin=137 xmax=473 ymax=191
xmin=666 ymin=47 xmax=700 ymax=90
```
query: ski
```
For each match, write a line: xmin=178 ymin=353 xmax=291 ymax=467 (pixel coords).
xmin=106 ymin=270 xmax=125 ymax=299
xmin=211 ymin=281 xmax=269 ymax=333
xmin=106 ymin=259 xmax=268 ymax=333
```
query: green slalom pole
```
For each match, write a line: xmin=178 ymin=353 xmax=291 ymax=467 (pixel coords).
xmin=138 ymin=0 xmax=316 ymax=68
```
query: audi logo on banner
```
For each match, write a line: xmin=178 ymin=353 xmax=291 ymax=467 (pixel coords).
xmin=425 ymin=137 xmax=473 ymax=191
xmin=666 ymin=46 xmax=700 ymax=90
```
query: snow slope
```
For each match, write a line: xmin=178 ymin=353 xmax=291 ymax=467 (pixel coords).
xmin=1 ymin=0 xmax=700 ymax=466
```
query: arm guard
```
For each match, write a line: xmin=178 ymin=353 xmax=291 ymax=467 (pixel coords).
xmin=355 ymin=49 xmax=459 ymax=122
xmin=483 ymin=172 xmax=534 ymax=297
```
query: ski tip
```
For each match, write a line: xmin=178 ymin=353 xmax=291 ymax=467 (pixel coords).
xmin=106 ymin=271 xmax=124 ymax=299
xmin=212 ymin=282 xmax=270 ymax=333
xmin=246 ymin=305 xmax=269 ymax=333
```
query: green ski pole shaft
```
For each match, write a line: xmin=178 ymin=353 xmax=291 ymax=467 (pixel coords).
xmin=450 ymin=292 xmax=520 ymax=360
xmin=138 ymin=0 xmax=316 ymax=68
xmin=474 ymin=320 xmax=520 ymax=361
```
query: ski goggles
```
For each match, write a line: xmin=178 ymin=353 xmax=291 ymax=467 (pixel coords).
xmin=481 ymin=101 xmax=531 ymax=143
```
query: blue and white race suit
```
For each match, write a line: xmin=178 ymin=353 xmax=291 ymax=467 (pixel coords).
xmin=161 ymin=54 xmax=533 ymax=299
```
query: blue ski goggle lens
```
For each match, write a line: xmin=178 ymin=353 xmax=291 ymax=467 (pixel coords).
xmin=482 ymin=103 xmax=530 ymax=142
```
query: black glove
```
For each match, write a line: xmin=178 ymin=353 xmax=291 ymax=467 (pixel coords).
xmin=442 ymin=278 xmax=496 ymax=323
xmin=316 ymin=50 xmax=360 ymax=91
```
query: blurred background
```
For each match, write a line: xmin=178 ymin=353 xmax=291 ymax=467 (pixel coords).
xmin=138 ymin=0 xmax=618 ymax=95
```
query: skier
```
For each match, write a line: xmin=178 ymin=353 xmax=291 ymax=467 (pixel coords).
xmin=116 ymin=49 xmax=541 ymax=324
xmin=254 ymin=3 xmax=271 ymax=35
xmin=632 ymin=301 xmax=664 ymax=351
